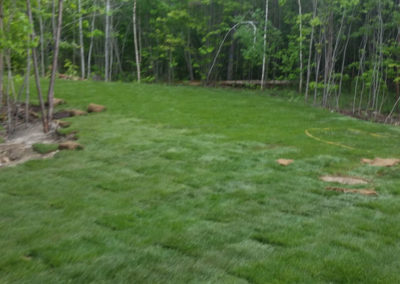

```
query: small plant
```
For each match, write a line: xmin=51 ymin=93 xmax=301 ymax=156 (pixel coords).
xmin=64 ymin=59 xmax=78 ymax=77
xmin=32 ymin=143 xmax=59 ymax=154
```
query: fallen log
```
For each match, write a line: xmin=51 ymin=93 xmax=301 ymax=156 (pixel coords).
xmin=218 ymin=80 xmax=292 ymax=87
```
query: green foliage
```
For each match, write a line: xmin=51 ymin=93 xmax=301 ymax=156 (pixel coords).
xmin=64 ymin=59 xmax=78 ymax=77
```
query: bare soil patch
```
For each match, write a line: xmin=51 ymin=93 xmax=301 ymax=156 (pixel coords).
xmin=326 ymin=187 xmax=377 ymax=196
xmin=320 ymin=175 xmax=368 ymax=185
xmin=276 ymin=159 xmax=294 ymax=166
xmin=361 ymin=158 xmax=400 ymax=167
xmin=0 ymin=122 xmax=61 ymax=168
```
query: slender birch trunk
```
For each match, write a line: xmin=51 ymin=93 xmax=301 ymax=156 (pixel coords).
xmin=104 ymin=0 xmax=110 ymax=81
xmin=297 ymin=0 xmax=303 ymax=94
xmin=25 ymin=48 xmax=31 ymax=126
xmin=78 ymin=0 xmax=85 ymax=79
xmin=87 ymin=2 xmax=96 ymax=79
xmin=261 ymin=0 xmax=269 ymax=90
xmin=52 ymin=0 xmax=56 ymax=42
xmin=133 ymin=0 xmax=141 ymax=82
xmin=47 ymin=0 xmax=63 ymax=126
xmin=38 ymin=0 xmax=45 ymax=77
xmin=305 ymin=0 xmax=317 ymax=102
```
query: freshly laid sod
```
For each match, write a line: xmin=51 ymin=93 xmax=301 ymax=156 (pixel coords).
xmin=1 ymin=81 xmax=400 ymax=283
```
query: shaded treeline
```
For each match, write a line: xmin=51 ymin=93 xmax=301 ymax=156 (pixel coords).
xmin=1 ymin=0 xmax=400 ymax=134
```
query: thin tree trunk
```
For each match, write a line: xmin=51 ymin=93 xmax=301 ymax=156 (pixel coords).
xmin=25 ymin=48 xmax=31 ymax=126
xmin=0 ymin=0 xmax=3 ymax=108
xmin=297 ymin=0 xmax=303 ymax=94
xmin=27 ymin=0 xmax=48 ymax=132
xmin=87 ymin=2 xmax=96 ymax=79
xmin=261 ymin=0 xmax=269 ymax=90
xmin=38 ymin=0 xmax=45 ymax=77
xmin=52 ymin=0 xmax=56 ymax=40
xmin=133 ymin=0 xmax=141 ymax=82
xmin=6 ymin=52 xmax=14 ymax=134
xmin=47 ymin=0 xmax=64 ymax=126
xmin=78 ymin=0 xmax=85 ymax=79
xmin=105 ymin=0 xmax=110 ymax=81
xmin=305 ymin=0 xmax=317 ymax=102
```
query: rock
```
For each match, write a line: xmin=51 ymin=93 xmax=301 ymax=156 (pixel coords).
xmin=68 ymin=109 xmax=87 ymax=117
xmin=88 ymin=103 xmax=106 ymax=113
xmin=361 ymin=158 xmax=400 ymax=167
xmin=0 ymin=156 xmax=10 ymax=165
xmin=55 ymin=120 xmax=71 ymax=128
xmin=54 ymin=98 xmax=66 ymax=106
xmin=58 ymin=141 xmax=84 ymax=151
xmin=326 ymin=187 xmax=377 ymax=196
xmin=276 ymin=159 xmax=294 ymax=166
xmin=320 ymin=176 xmax=368 ymax=185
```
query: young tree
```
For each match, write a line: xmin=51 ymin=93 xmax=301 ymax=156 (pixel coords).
xmin=297 ymin=0 xmax=303 ymax=94
xmin=133 ymin=0 xmax=141 ymax=82
xmin=27 ymin=0 xmax=48 ymax=132
xmin=78 ymin=0 xmax=85 ymax=79
xmin=261 ymin=0 xmax=269 ymax=90
xmin=104 ymin=0 xmax=110 ymax=81
xmin=47 ymin=0 xmax=64 ymax=126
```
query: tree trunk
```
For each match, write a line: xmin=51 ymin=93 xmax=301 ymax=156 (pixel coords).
xmin=297 ymin=0 xmax=303 ymax=94
xmin=25 ymin=48 xmax=31 ymax=126
xmin=87 ymin=2 xmax=96 ymax=79
xmin=78 ymin=0 xmax=85 ymax=79
xmin=47 ymin=0 xmax=64 ymax=127
xmin=52 ymin=0 xmax=56 ymax=41
xmin=305 ymin=0 xmax=317 ymax=102
xmin=38 ymin=0 xmax=45 ymax=77
xmin=27 ymin=0 xmax=48 ymax=132
xmin=261 ymin=0 xmax=269 ymax=90
xmin=105 ymin=0 xmax=110 ymax=81
xmin=133 ymin=0 xmax=141 ymax=82
xmin=0 ymin=0 xmax=3 ymax=108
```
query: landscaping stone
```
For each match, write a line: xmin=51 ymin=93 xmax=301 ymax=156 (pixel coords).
xmin=58 ymin=141 xmax=84 ymax=150
xmin=88 ymin=103 xmax=106 ymax=113
xmin=55 ymin=120 xmax=71 ymax=128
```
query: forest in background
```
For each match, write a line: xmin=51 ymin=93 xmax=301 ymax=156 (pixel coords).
xmin=1 ymin=0 xmax=400 ymax=134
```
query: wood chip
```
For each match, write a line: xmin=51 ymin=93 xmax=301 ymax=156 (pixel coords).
xmin=361 ymin=158 xmax=400 ymax=167
xmin=320 ymin=176 xmax=368 ymax=185
xmin=326 ymin=187 xmax=377 ymax=196
xmin=276 ymin=159 xmax=294 ymax=166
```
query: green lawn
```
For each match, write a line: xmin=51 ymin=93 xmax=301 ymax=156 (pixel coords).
xmin=1 ymin=81 xmax=400 ymax=283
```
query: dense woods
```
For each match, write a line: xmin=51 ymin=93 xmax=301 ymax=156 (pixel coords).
xmin=1 ymin=0 xmax=400 ymax=134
